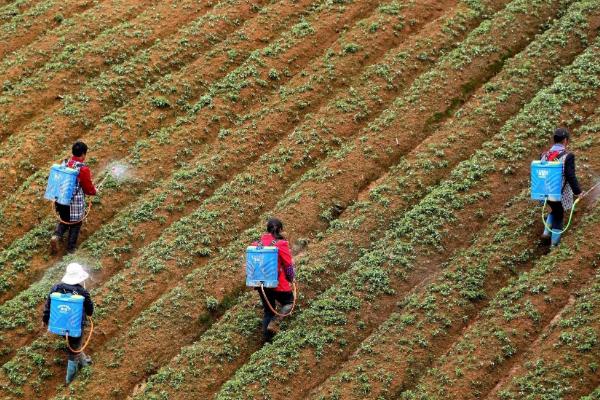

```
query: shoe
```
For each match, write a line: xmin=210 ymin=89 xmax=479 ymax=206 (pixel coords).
xmin=66 ymin=360 xmax=79 ymax=384
xmin=266 ymin=318 xmax=280 ymax=335
xmin=539 ymin=234 xmax=551 ymax=246
xmin=50 ymin=235 xmax=60 ymax=254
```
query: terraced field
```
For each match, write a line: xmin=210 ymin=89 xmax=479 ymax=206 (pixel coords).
xmin=0 ymin=0 xmax=599 ymax=398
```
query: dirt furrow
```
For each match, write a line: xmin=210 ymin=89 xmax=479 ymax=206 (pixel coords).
xmin=0 ymin=0 xmax=102 ymax=60
xmin=132 ymin=3 xmax=600 ymax=398
xmin=0 ymin=0 xmax=210 ymax=142
xmin=214 ymin=31 xmax=600 ymax=400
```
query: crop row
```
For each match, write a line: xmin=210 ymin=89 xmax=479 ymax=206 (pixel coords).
xmin=134 ymin=2 xmax=600 ymax=398
xmin=0 ymin=0 xmax=166 ymax=129
xmin=45 ymin=0 xmax=587 ymax=396
xmin=0 ymin=0 xmax=98 ymax=60
xmin=0 ymin=0 xmax=441 ymax=333
xmin=0 ymin=0 xmax=215 ymax=167
xmin=0 ymin=0 xmax=389 ymax=331
xmin=52 ymin=0 xmax=592 ymax=396
xmin=0 ymin=0 xmax=155 ymax=84
xmin=493 ymin=267 xmax=600 ymax=399
xmin=213 ymin=29 xmax=600 ymax=400
xmin=0 ymin=0 xmax=285 ymax=246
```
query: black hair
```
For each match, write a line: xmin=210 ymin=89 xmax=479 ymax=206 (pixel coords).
xmin=553 ymin=128 xmax=570 ymax=144
xmin=267 ymin=218 xmax=285 ymax=240
xmin=72 ymin=141 xmax=88 ymax=157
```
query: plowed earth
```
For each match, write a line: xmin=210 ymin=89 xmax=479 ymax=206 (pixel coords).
xmin=0 ymin=0 xmax=599 ymax=399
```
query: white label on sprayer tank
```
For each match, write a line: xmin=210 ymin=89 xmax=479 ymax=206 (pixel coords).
xmin=58 ymin=305 xmax=71 ymax=314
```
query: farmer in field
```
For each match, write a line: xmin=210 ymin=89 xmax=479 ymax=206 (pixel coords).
xmin=50 ymin=141 xmax=97 ymax=254
xmin=540 ymin=128 xmax=582 ymax=247
xmin=42 ymin=263 xmax=94 ymax=384
xmin=254 ymin=218 xmax=296 ymax=342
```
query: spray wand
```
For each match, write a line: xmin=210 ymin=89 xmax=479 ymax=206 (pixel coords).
xmin=542 ymin=180 xmax=600 ymax=235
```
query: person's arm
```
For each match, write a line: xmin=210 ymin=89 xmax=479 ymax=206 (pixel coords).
xmin=42 ymin=287 xmax=56 ymax=325
xmin=278 ymin=241 xmax=296 ymax=282
xmin=564 ymin=153 xmax=582 ymax=195
xmin=78 ymin=166 xmax=97 ymax=196
xmin=83 ymin=290 xmax=94 ymax=317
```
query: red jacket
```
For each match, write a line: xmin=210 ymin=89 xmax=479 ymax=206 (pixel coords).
xmin=256 ymin=233 xmax=294 ymax=292
xmin=67 ymin=156 xmax=97 ymax=196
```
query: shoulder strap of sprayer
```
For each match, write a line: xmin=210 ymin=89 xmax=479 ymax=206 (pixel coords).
xmin=61 ymin=157 xmax=84 ymax=173
xmin=254 ymin=238 xmax=277 ymax=247
xmin=543 ymin=149 xmax=567 ymax=162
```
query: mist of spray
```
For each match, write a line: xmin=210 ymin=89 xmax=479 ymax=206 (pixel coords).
xmin=584 ymin=176 xmax=600 ymax=207
xmin=97 ymin=161 xmax=134 ymax=189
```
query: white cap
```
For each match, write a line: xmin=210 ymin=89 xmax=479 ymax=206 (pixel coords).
xmin=61 ymin=263 xmax=89 ymax=285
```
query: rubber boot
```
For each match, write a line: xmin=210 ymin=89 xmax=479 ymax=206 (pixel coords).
xmin=266 ymin=304 xmax=293 ymax=334
xmin=540 ymin=215 xmax=553 ymax=245
xmin=50 ymin=235 xmax=59 ymax=255
xmin=551 ymin=227 xmax=562 ymax=247
xmin=66 ymin=360 xmax=79 ymax=384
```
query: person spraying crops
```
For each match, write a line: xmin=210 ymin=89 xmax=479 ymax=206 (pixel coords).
xmin=246 ymin=218 xmax=297 ymax=342
xmin=47 ymin=141 xmax=97 ymax=254
xmin=42 ymin=263 xmax=94 ymax=384
xmin=532 ymin=128 xmax=582 ymax=247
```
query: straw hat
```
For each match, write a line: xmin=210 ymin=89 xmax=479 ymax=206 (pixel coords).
xmin=61 ymin=263 xmax=89 ymax=285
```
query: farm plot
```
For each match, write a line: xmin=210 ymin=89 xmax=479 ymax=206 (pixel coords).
xmin=0 ymin=0 xmax=405 ymax=345
xmin=213 ymin=31 xmax=600 ymax=400
xmin=0 ymin=0 xmax=599 ymax=399
xmin=1 ymin=0 xmax=468 ymax=396
xmin=129 ymin=2 xmax=600 ymax=398
xmin=0 ymin=0 xmax=100 ymax=60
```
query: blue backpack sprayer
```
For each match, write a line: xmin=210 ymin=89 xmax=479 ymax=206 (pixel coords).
xmin=531 ymin=159 xmax=599 ymax=234
xmin=44 ymin=159 xmax=112 ymax=224
xmin=48 ymin=292 xmax=94 ymax=353
xmin=246 ymin=243 xmax=297 ymax=317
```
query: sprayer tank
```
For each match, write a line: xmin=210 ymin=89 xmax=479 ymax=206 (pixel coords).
xmin=44 ymin=164 xmax=79 ymax=205
xmin=48 ymin=292 xmax=85 ymax=337
xmin=246 ymin=246 xmax=279 ymax=288
xmin=531 ymin=160 xmax=563 ymax=201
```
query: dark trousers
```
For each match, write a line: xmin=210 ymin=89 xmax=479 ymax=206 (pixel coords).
xmin=544 ymin=200 xmax=564 ymax=245
xmin=54 ymin=203 xmax=82 ymax=252
xmin=65 ymin=333 xmax=83 ymax=361
xmin=258 ymin=288 xmax=294 ymax=341
xmin=548 ymin=201 xmax=564 ymax=229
